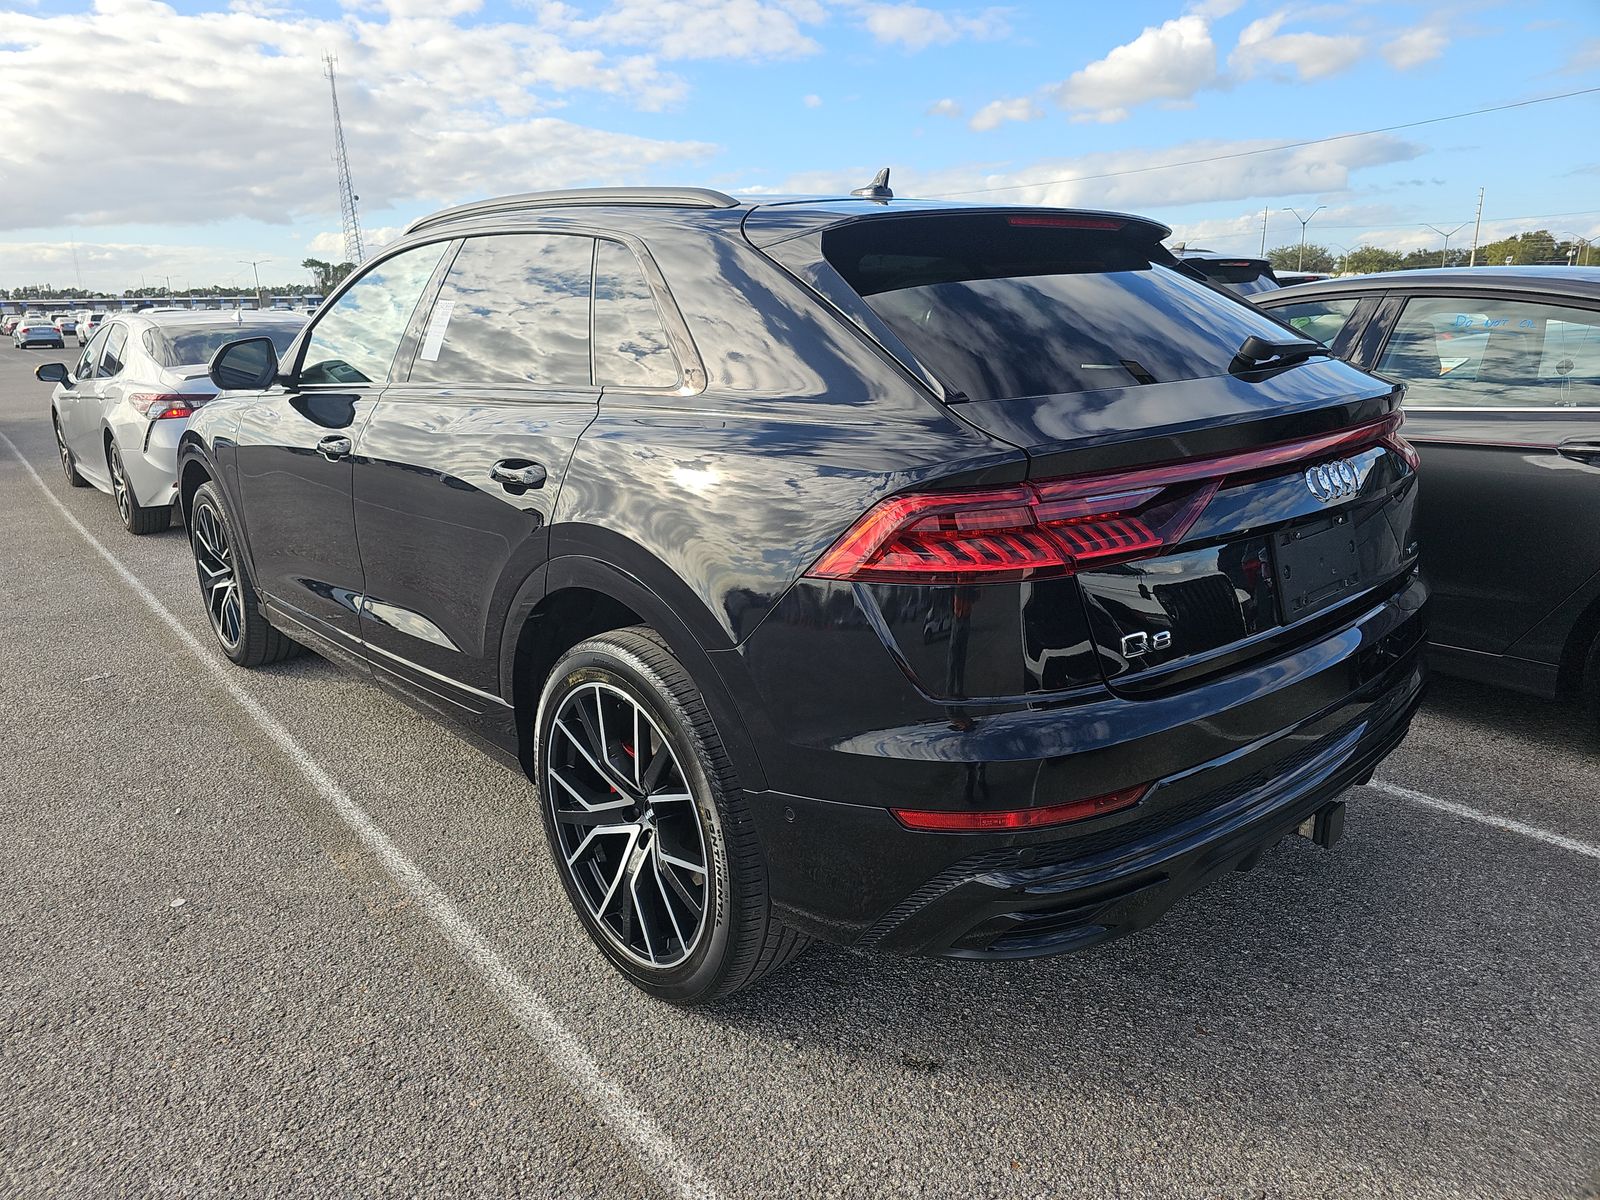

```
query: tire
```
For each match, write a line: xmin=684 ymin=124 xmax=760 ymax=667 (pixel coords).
xmin=52 ymin=414 xmax=89 ymax=488
xmin=188 ymin=481 xmax=302 ymax=667
xmin=106 ymin=441 xmax=171 ymax=535
xmin=534 ymin=626 xmax=808 ymax=1004
xmin=1581 ymin=632 xmax=1600 ymax=737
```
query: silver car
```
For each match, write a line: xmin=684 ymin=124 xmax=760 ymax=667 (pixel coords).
xmin=14 ymin=314 xmax=63 ymax=348
xmin=37 ymin=311 xmax=305 ymax=533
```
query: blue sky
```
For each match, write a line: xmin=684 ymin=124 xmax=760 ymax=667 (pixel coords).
xmin=1 ymin=0 xmax=1596 ymax=290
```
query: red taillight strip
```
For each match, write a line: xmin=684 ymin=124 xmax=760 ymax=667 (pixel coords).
xmin=809 ymin=413 xmax=1413 ymax=585
xmin=893 ymin=784 xmax=1148 ymax=832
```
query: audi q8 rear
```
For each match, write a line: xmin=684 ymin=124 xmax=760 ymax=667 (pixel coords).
xmin=182 ymin=187 xmax=1426 ymax=1003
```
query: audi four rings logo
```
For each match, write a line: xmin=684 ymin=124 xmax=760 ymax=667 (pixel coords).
xmin=1304 ymin=458 xmax=1361 ymax=503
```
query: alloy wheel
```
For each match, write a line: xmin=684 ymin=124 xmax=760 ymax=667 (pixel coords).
xmin=54 ymin=420 xmax=72 ymax=481
xmin=108 ymin=446 xmax=132 ymax=524
xmin=546 ymin=681 xmax=709 ymax=969
xmin=192 ymin=503 xmax=243 ymax=650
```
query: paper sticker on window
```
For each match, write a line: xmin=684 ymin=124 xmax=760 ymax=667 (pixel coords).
xmin=418 ymin=299 xmax=456 ymax=362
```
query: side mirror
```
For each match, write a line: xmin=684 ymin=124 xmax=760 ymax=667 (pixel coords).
xmin=209 ymin=336 xmax=281 ymax=391
xmin=35 ymin=362 xmax=70 ymax=385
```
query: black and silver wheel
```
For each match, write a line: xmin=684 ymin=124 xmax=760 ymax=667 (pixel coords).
xmin=106 ymin=441 xmax=170 ymax=534
xmin=188 ymin=481 xmax=301 ymax=667
xmin=535 ymin=627 xmax=808 ymax=1004
xmin=53 ymin=414 xmax=88 ymax=488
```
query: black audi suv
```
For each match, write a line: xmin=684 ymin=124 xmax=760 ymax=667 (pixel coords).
xmin=177 ymin=185 xmax=1427 ymax=1003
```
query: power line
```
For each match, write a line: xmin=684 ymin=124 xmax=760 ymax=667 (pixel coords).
xmin=926 ymin=86 xmax=1600 ymax=199
xmin=1311 ymin=207 xmax=1600 ymax=232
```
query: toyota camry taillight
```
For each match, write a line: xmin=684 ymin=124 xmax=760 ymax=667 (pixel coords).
xmin=129 ymin=393 xmax=214 ymax=419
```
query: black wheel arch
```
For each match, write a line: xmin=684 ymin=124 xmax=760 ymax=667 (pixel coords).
xmin=501 ymin=552 xmax=770 ymax=793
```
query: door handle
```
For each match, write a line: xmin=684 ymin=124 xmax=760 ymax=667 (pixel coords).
xmin=317 ymin=435 xmax=352 ymax=460
xmin=1557 ymin=438 xmax=1600 ymax=465
xmin=490 ymin=460 xmax=547 ymax=490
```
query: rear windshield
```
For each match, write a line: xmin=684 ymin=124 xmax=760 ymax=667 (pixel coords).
xmin=142 ymin=322 xmax=302 ymax=368
xmin=824 ymin=215 xmax=1295 ymax=401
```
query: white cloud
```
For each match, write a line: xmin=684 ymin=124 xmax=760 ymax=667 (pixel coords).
xmin=555 ymin=0 xmax=826 ymax=61
xmin=1052 ymin=15 xmax=1219 ymax=123
xmin=857 ymin=3 xmax=1010 ymax=52
xmin=1381 ymin=21 xmax=1447 ymax=70
xmin=803 ymin=92 xmax=823 ymax=108
xmin=968 ymin=96 xmax=1042 ymax=132
xmin=926 ymin=97 xmax=962 ymax=117
xmin=305 ymin=226 xmax=403 ymax=260
xmin=0 ymin=0 xmax=720 ymax=233
xmin=772 ymin=132 xmax=1424 ymax=213
xmin=1565 ymin=38 xmax=1600 ymax=73
xmin=1230 ymin=10 xmax=1366 ymax=81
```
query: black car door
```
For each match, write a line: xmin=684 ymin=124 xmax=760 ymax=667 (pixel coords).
xmin=350 ymin=232 xmax=601 ymax=708
xmin=1360 ymin=289 xmax=1600 ymax=678
xmin=231 ymin=241 xmax=451 ymax=649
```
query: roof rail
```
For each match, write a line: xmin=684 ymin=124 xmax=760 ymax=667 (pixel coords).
xmin=404 ymin=187 xmax=741 ymax=235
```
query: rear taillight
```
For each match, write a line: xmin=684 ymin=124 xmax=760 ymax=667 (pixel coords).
xmin=810 ymin=414 xmax=1410 ymax=585
xmin=1006 ymin=214 xmax=1126 ymax=230
xmin=129 ymin=393 xmax=214 ymax=419
xmin=892 ymin=784 xmax=1149 ymax=832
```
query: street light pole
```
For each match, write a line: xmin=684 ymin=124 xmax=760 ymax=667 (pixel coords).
xmin=1422 ymin=222 xmax=1468 ymax=268
xmin=1284 ymin=206 xmax=1326 ymax=271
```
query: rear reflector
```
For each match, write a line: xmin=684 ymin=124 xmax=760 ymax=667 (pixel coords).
xmin=893 ymin=785 xmax=1148 ymax=832
xmin=810 ymin=413 xmax=1412 ymax=585
xmin=129 ymin=392 xmax=214 ymax=419
xmin=1006 ymin=215 xmax=1125 ymax=230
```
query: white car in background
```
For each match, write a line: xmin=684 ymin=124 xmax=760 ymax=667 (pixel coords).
xmin=52 ymin=312 xmax=78 ymax=338
xmin=37 ymin=310 xmax=305 ymax=534
xmin=76 ymin=312 xmax=107 ymax=345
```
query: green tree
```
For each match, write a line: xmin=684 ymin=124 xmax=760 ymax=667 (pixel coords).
xmin=1344 ymin=245 xmax=1404 ymax=275
xmin=1267 ymin=242 xmax=1335 ymax=272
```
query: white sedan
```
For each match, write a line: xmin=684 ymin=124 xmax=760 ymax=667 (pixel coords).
xmin=37 ymin=310 xmax=305 ymax=534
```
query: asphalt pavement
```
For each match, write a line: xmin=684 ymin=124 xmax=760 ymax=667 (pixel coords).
xmin=0 ymin=340 xmax=1596 ymax=1199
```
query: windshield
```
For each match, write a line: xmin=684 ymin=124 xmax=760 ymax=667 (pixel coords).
xmin=141 ymin=322 xmax=303 ymax=368
xmin=824 ymin=214 xmax=1296 ymax=401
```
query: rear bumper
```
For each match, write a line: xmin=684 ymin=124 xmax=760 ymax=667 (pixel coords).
xmin=738 ymin=573 xmax=1427 ymax=957
xmin=120 ymin=419 xmax=185 ymax=508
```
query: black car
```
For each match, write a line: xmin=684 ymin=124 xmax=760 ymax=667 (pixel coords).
xmin=1258 ymin=268 xmax=1600 ymax=718
xmin=1171 ymin=247 xmax=1281 ymax=296
xmin=177 ymin=185 xmax=1427 ymax=1003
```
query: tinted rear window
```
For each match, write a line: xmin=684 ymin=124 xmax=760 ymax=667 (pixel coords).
xmin=142 ymin=322 xmax=302 ymax=368
xmin=824 ymin=216 xmax=1298 ymax=401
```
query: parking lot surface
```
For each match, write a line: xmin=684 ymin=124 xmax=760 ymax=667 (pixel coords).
xmin=1 ymin=340 xmax=1596 ymax=1199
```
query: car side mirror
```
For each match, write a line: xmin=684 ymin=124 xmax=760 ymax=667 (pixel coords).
xmin=209 ymin=336 xmax=281 ymax=391
xmin=35 ymin=362 xmax=70 ymax=385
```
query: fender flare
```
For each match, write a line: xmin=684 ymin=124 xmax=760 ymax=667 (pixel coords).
xmin=497 ymin=552 xmax=769 ymax=792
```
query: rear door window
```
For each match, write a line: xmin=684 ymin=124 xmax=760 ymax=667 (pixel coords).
xmin=99 ymin=324 xmax=128 ymax=376
xmin=408 ymin=233 xmax=594 ymax=388
xmin=1377 ymin=295 xmax=1600 ymax=408
xmin=1271 ymin=297 xmax=1361 ymax=345
xmin=823 ymin=214 xmax=1302 ymax=401
xmin=593 ymin=240 xmax=679 ymax=389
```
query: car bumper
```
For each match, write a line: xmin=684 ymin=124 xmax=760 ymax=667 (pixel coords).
xmin=738 ymin=574 xmax=1428 ymax=958
xmin=120 ymin=419 xmax=185 ymax=508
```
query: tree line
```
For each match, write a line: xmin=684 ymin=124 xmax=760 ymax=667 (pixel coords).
xmin=1266 ymin=229 xmax=1594 ymax=275
xmin=1 ymin=257 xmax=359 ymax=301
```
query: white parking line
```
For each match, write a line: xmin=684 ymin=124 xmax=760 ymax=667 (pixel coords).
xmin=0 ymin=430 xmax=720 ymax=1200
xmin=1368 ymin=779 xmax=1600 ymax=861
